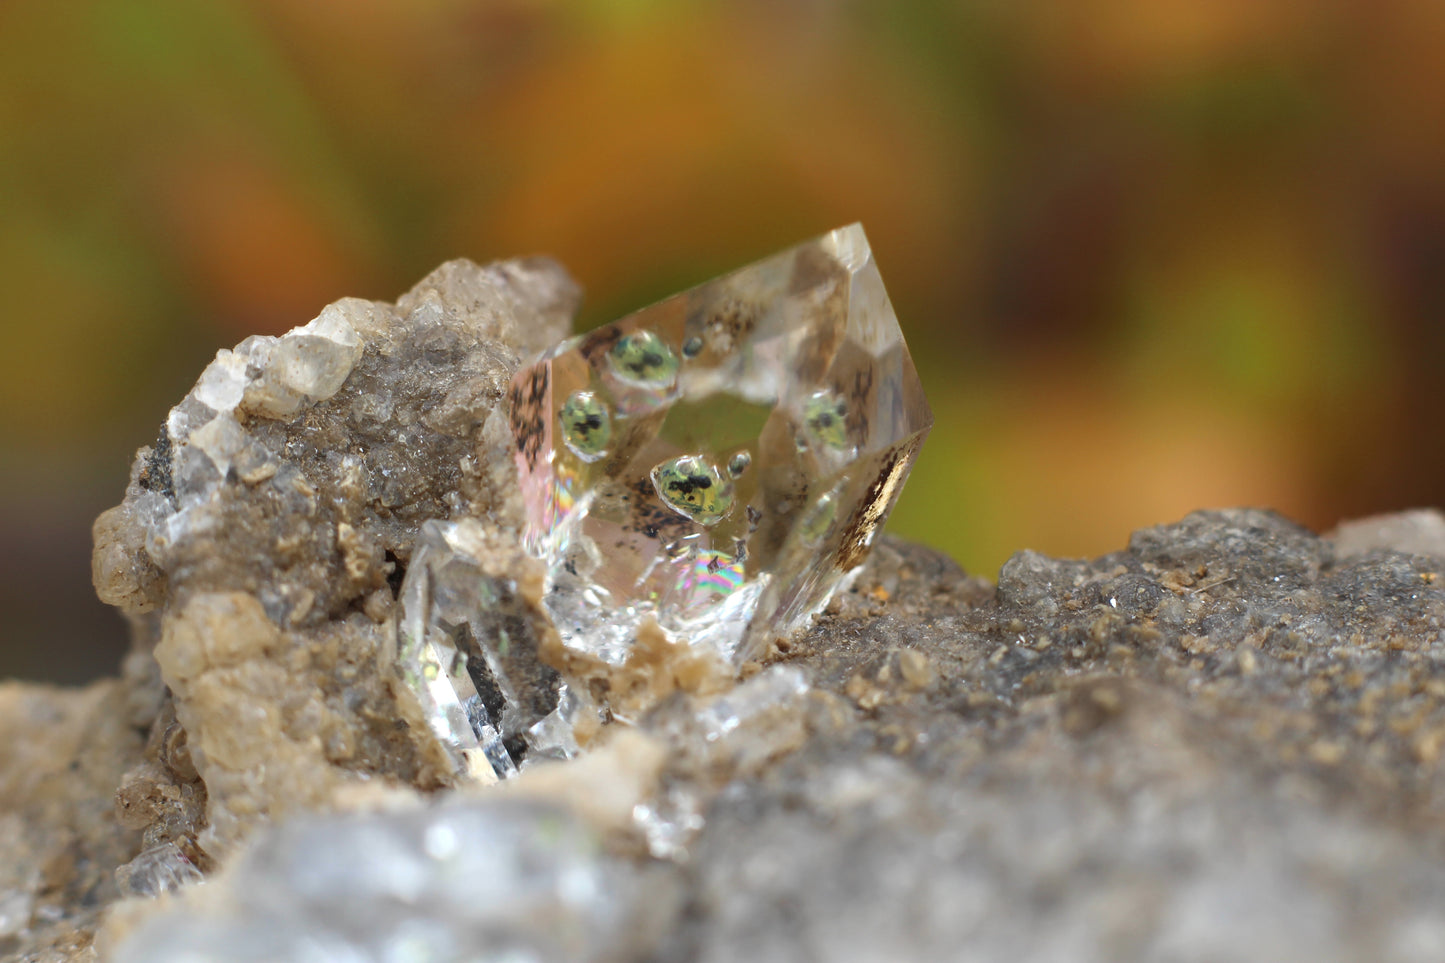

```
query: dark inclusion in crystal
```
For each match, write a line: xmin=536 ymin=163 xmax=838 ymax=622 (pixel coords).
xmin=803 ymin=391 xmax=851 ymax=451
xmin=507 ymin=366 xmax=551 ymax=471
xmin=138 ymin=425 xmax=175 ymax=499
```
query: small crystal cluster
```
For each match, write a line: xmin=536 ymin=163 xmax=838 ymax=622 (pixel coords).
xmin=150 ymin=306 xmax=367 ymax=616
xmin=395 ymin=225 xmax=931 ymax=782
xmin=510 ymin=223 xmax=932 ymax=666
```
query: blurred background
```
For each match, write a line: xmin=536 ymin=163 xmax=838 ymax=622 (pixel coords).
xmin=2 ymin=0 xmax=1443 ymax=683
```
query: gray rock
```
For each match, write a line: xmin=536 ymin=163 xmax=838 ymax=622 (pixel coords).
xmin=660 ymin=518 xmax=1445 ymax=962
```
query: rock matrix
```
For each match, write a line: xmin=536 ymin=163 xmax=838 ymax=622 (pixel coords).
xmin=0 ymin=249 xmax=1440 ymax=961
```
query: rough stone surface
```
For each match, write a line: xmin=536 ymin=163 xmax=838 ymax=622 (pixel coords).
xmin=6 ymin=251 xmax=1445 ymax=961
xmin=95 ymin=509 xmax=1445 ymax=963
xmin=661 ymin=513 xmax=1445 ymax=962
xmin=0 ymin=679 xmax=144 ymax=962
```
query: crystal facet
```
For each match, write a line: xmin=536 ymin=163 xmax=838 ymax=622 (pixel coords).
xmin=510 ymin=224 xmax=932 ymax=664
xmin=115 ymin=842 xmax=206 ymax=898
xmin=394 ymin=518 xmax=569 ymax=780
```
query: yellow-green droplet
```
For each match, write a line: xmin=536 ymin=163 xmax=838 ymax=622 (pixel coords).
xmin=799 ymin=491 xmax=838 ymax=542
xmin=559 ymin=391 xmax=612 ymax=461
xmin=803 ymin=391 xmax=850 ymax=450
xmin=650 ymin=455 xmax=734 ymax=526
xmin=608 ymin=330 xmax=679 ymax=387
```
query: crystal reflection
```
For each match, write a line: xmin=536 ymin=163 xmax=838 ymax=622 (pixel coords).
xmin=670 ymin=550 xmax=746 ymax=615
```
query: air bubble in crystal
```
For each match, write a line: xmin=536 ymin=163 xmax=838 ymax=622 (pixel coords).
xmin=800 ymin=491 xmax=839 ymax=542
xmin=608 ymin=330 xmax=679 ymax=387
xmin=803 ymin=391 xmax=850 ymax=450
xmin=558 ymin=390 xmax=612 ymax=461
xmin=650 ymin=455 xmax=734 ymax=526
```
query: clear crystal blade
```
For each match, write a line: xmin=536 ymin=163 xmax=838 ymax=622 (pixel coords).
xmin=395 ymin=519 xmax=562 ymax=779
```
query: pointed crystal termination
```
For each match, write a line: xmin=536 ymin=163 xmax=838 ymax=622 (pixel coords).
xmin=395 ymin=518 xmax=576 ymax=780
xmin=509 ymin=224 xmax=932 ymax=665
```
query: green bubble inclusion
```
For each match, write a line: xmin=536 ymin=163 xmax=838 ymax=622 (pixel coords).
xmin=803 ymin=391 xmax=850 ymax=450
xmin=650 ymin=455 xmax=734 ymax=525
xmin=558 ymin=390 xmax=612 ymax=461
xmin=608 ymin=330 xmax=679 ymax=387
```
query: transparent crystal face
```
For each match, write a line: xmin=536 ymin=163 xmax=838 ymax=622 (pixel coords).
xmin=395 ymin=519 xmax=575 ymax=781
xmin=509 ymin=224 xmax=932 ymax=664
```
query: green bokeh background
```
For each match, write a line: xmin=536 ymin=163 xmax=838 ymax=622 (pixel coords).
xmin=3 ymin=0 xmax=1443 ymax=682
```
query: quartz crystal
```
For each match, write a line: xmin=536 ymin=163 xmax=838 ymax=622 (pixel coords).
xmin=632 ymin=666 xmax=811 ymax=860
xmin=395 ymin=518 xmax=574 ymax=781
xmin=115 ymin=841 xmax=206 ymax=898
xmin=510 ymin=224 xmax=932 ymax=664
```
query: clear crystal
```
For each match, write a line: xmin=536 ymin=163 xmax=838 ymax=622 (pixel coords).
xmin=115 ymin=841 xmax=206 ymax=898
xmin=395 ymin=518 xmax=568 ymax=780
xmin=693 ymin=665 xmax=810 ymax=742
xmin=239 ymin=304 xmax=364 ymax=419
xmin=524 ymin=684 xmax=583 ymax=764
xmin=510 ymin=224 xmax=931 ymax=664
xmin=192 ymin=349 xmax=249 ymax=413
xmin=632 ymin=788 xmax=705 ymax=862
xmin=182 ymin=305 xmax=363 ymax=426
xmin=632 ymin=666 xmax=811 ymax=860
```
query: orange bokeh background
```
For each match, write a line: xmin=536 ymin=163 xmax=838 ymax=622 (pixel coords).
xmin=2 ymin=0 xmax=1442 ymax=680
